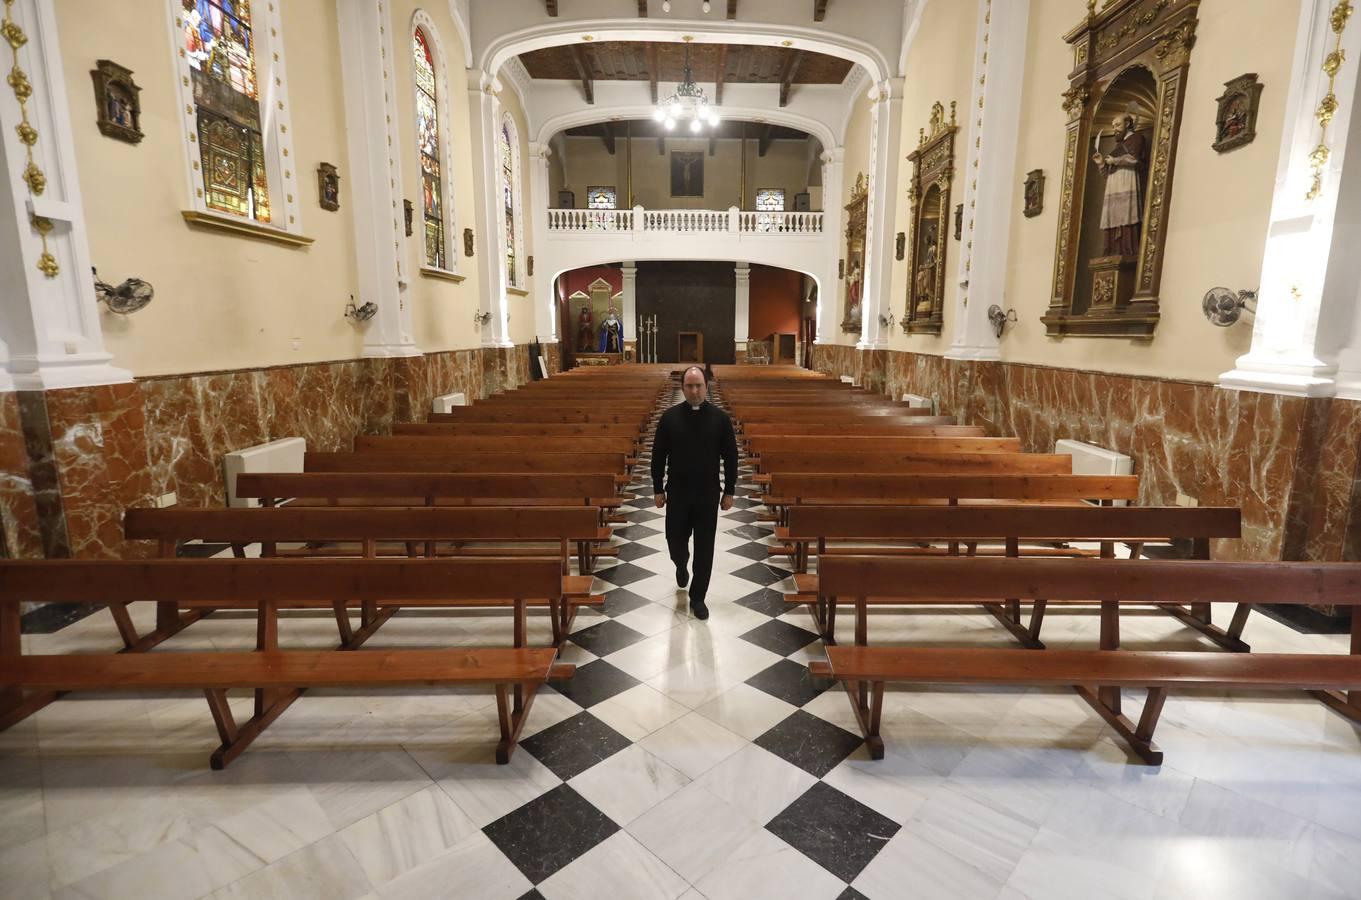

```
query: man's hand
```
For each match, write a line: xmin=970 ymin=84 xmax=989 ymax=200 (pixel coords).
xmin=720 ymin=494 xmax=734 ymax=512
xmin=655 ymin=493 xmax=666 ymax=509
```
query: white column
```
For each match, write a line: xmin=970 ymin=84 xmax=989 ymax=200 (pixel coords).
xmin=336 ymin=0 xmax=419 ymax=358
xmin=620 ymin=262 xmax=638 ymax=353
xmin=816 ymin=149 xmax=845 ymax=345
xmin=0 ymin=0 xmax=130 ymax=390
xmin=467 ymin=71 xmax=512 ymax=348
xmin=734 ymin=262 xmax=752 ymax=349
xmin=858 ymin=78 xmax=905 ymax=350
xmin=529 ymin=141 xmax=557 ymax=344
xmin=1219 ymin=0 xmax=1361 ymax=396
xmin=946 ymin=0 xmax=1030 ymax=361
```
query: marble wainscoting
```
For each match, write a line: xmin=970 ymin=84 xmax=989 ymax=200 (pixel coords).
xmin=0 ymin=390 xmax=43 ymax=560
xmin=812 ymin=346 xmax=1361 ymax=565
xmin=2 ymin=343 xmax=547 ymax=564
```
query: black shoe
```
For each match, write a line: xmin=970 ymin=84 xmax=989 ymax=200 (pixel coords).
xmin=690 ymin=598 xmax=709 ymax=620
xmin=676 ymin=566 xmax=689 ymax=588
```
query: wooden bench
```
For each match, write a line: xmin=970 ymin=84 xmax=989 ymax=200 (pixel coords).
xmin=0 ymin=558 xmax=573 ymax=767
xmin=787 ymin=504 xmax=1243 ymax=651
xmin=811 ymin=556 xmax=1361 ymax=764
xmin=124 ymin=506 xmax=609 ymax=643
xmin=303 ymin=451 xmax=633 ymax=488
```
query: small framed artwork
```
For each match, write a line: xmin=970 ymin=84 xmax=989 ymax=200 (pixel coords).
xmin=557 ymin=189 xmax=576 ymax=208
xmin=91 ymin=59 xmax=143 ymax=144
xmin=463 ymin=227 xmax=474 ymax=257
xmin=1023 ymin=169 xmax=1045 ymax=218
xmin=954 ymin=203 xmax=964 ymax=241
xmin=1213 ymin=73 xmax=1263 ymax=153
xmin=403 ymin=199 xmax=414 ymax=237
xmin=317 ymin=163 xmax=340 ymax=211
xmin=895 ymin=231 xmax=906 ymax=261
xmin=670 ymin=151 xmax=704 ymax=197
xmin=794 ymin=192 xmax=811 ymax=212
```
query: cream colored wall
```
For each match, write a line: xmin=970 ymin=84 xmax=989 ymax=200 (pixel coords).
xmin=836 ymin=82 xmax=873 ymax=341
xmin=1000 ymin=0 xmax=1298 ymax=381
xmin=886 ymin=0 xmax=977 ymax=355
xmin=58 ymin=0 xmax=362 ymax=377
xmin=392 ymin=2 xmax=483 ymax=353
xmin=497 ymin=85 xmax=538 ymax=345
xmin=555 ymin=134 xmax=814 ymax=210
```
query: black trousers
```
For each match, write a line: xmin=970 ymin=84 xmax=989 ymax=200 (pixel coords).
xmin=665 ymin=495 xmax=719 ymax=603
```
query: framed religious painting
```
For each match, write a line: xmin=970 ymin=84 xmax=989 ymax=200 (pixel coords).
xmin=1042 ymin=0 xmax=1200 ymax=339
xmin=91 ymin=60 xmax=143 ymax=144
xmin=670 ymin=151 xmax=704 ymax=197
xmin=1213 ymin=74 xmax=1263 ymax=153
xmin=841 ymin=173 xmax=868 ymax=334
xmin=903 ymin=102 xmax=956 ymax=336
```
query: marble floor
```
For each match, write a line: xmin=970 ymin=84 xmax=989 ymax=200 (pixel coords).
xmin=4 ymin=426 xmax=1361 ymax=899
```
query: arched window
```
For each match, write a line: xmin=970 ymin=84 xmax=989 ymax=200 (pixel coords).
xmin=500 ymin=113 xmax=522 ymax=287
xmin=413 ymin=26 xmax=446 ymax=269
xmin=173 ymin=0 xmax=300 ymax=232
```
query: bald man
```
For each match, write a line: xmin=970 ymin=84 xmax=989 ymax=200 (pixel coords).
xmin=651 ymin=365 xmax=739 ymax=620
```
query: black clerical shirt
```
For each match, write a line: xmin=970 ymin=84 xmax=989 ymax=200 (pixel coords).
xmin=651 ymin=400 xmax=739 ymax=503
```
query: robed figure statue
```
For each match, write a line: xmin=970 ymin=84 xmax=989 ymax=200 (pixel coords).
xmin=1091 ymin=114 xmax=1147 ymax=257
xmin=576 ymin=306 xmax=594 ymax=353
xmin=598 ymin=307 xmax=625 ymax=353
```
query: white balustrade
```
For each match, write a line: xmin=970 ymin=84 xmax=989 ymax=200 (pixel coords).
xmin=546 ymin=207 xmax=823 ymax=236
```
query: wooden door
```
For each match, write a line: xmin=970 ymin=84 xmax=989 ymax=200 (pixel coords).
xmin=677 ymin=332 xmax=703 ymax=363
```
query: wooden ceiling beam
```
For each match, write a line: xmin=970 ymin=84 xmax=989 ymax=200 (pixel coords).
xmin=709 ymin=135 xmax=717 ymax=156
xmin=758 ymin=123 xmax=774 ymax=157
xmin=813 ymin=0 xmax=829 ymax=22
xmin=715 ymin=45 xmax=729 ymax=105
xmin=648 ymin=44 xmax=659 ymax=104
xmin=545 ymin=0 xmax=558 ymax=15
xmin=570 ymin=44 xmax=595 ymax=105
xmin=658 ymin=135 xmax=666 ymax=156
xmin=639 ymin=0 xmax=648 ymax=15
xmin=601 ymin=122 xmax=616 ymax=155
xmin=727 ymin=0 xmax=738 ymax=19
xmin=778 ymin=49 xmax=804 ymax=107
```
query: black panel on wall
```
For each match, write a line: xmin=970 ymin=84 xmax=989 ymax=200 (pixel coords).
xmin=635 ymin=261 xmax=736 ymax=364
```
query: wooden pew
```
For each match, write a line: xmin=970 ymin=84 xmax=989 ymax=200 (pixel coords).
xmin=355 ymin=435 xmax=638 ymax=461
xmin=810 ymin=556 xmax=1361 ymax=764
xmin=123 ymin=506 xmax=609 ymax=643
xmin=786 ymin=504 xmax=1243 ymax=651
xmin=739 ymin=423 xmax=983 ymax=437
xmin=0 ymin=558 xmax=572 ymax=767
xmin=304 ymin=451 xmax=630 ymax=482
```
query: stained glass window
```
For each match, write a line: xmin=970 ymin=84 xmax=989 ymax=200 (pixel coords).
xmin=413 ymin=28 xmax=445 ymax=269
xmin=587 ymin=187 xmax=617 ymax=209
xmin=181 ymin=0 xmax=270 ymax=222
xmin=501 ymin=119 xmax=518 ymax=287
xmin=755 ymin=189 xmax=786 ymax=211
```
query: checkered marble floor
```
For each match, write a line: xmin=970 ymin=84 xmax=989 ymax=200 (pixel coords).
xmin=5 ymin=406 xmax=1361 ymax=899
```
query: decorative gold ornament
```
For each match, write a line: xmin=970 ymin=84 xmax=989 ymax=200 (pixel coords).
xmin=1309 ymin=1 xmax=1352 ymax=200
xmin=4 ymin=1 xmax=55 ymax=276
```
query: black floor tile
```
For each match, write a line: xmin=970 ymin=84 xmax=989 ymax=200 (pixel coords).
xmin=569 ymin=619 xmax=648 ymax=657
xmin=517 ymin=890 xmax=547 ymax=900
xmin=755 ymin=710 xmax=863 ymax=779
xmin=836 ymin=888 xmax=872 ymax=900
xmin=628 ymin=510 xmax=664 ymax=523
xmin=614 ymin=542 xmax=661 ymax=563
xmin=738 ymin=619 xmax=821 ymax=657
xmin=730 ymin=562 xmax=791 ymax=587
xmin=548 ymin=659 xmax=640 ymax=708
xmin=598 ymin=588 xmax=653 ymax=618
xmin=613 ymin=524 xmax=661 ymax=542
xmin=766 ymin=782 xmax=900 ymax=882
xmin=520 ymin=711 xmax=633 ymax=780
xmin=728 ymin=541 xmax=775 ymax=562
xmin=725 ymin=509 xmax=761 ymax=524
xmin=624 ymin=496 xmax=657 ymax=509
xmin=734 ymin=588 xmax=798 ymax=618
xmin=483 ymin=784 xmax=620 ymax=884
xmin=593 ymin=561 xmax=656 ymax=588
xmin=746 ymin=659 xmax=837 ymax=707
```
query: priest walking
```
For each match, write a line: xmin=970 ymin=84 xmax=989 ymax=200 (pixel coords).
xmin=651 ymin=366 xmax=739 ymax=620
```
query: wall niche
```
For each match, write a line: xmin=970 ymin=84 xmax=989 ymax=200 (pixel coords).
xmin=1042 ymin=0 xmax=1200 ymax=339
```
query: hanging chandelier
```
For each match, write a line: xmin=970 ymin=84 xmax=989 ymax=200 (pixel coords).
xmin=653 ymin=45 xmax=720 ymax=133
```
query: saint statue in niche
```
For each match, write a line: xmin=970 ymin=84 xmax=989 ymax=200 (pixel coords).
xmin=598 ymin=306 xmax=624 ymax=353
xmin=576 ymin=304 xmax=595 ymax=352
xmin=914 ymin=221 xmax=938 ymax=315
xmin=1091 ymin=114 xmax=1146 ymax=257
xmin=845 ymin=259 xmax=864 ymax=326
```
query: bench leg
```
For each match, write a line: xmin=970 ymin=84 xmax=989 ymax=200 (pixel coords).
xmin=836 ymin=677 xmax=886 ymax=760
xmin=209 ymin=687 xmax=303 ymax=771
xmin=347 ymin=607 xmax=399 ymax=649
xmin=1155 ymin=604 xmax=1251 ymax=653
xmin=1028 ymin=600 xmax=1048 ymax=644
xmin=1309 ymin=609 xmax=1361 ymax=725
xmin=494 ymin=679 xmax=545 ymax=764
xmin=982 ymin=603 xmax=1046 ymax=650
xmin=1099 ymin=601 xmax=1121 ymax=716
xmin=825 ymin=596 xmax=838 ymax=646
xmin=1073 ymin=685 xmax=1164 ymax=766
xmin=331 ymin=601 xmax=354 ymax=646
xmin=107 ymin=602 xmax=139 ymax=650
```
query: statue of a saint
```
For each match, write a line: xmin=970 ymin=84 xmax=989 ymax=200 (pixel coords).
xmin=576 ymin=305 xmax=594 ymax=352
xmin=1091 ymin=114 xmax=1146 ymax=257
xmin=598 ymin=306 xmax=624 ymax=353
xmin=845 ymin=259 xmax=864 ymax=324
xmin=915 ymin=223 xmax=938 ymax=315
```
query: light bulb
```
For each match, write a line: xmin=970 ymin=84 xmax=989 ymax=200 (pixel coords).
xmin=664 ymin=118 xmax=675 ymax=130
xmin=662 ymin=0 xmax=670 ymax=10
xmin=653 ymin=107 xmax=665 ymax=121
xmin=689 ymin=118 xmax=702 ymax=133
xmin=702 ymin=0 xmax=711 ymax=11
xmin=670 ymin=101 xmax=682 ymax=117
xmin=708 ymin=110 xmax=721 ymax=126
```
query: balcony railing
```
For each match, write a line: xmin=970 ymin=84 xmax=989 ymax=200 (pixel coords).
xmin=546 ymin=206 xmax=824 ymax=236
